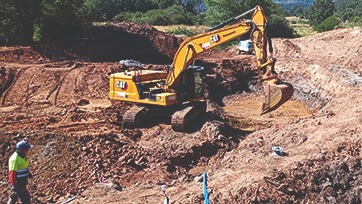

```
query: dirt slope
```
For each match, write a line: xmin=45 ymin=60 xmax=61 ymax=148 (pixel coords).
xmin=71 ymin=27 xmax=362 ymax=204
xmin=0 ymin=24 xmax=361 ymax=204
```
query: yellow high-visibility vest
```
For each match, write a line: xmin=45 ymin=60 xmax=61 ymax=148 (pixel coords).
xmin=9 ymin=152 xmax=30 ymax=185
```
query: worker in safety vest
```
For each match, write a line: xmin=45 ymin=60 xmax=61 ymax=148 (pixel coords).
xmin=8 ymin=140 xmax=33 ymax=204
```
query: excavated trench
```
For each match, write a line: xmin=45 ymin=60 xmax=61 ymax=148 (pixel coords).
xmin=0 ymin=80 xmax=252 ymax=201
xmin=77 ymin=28 xmax=362 ymax=203
xmin=0 ymin=47 xmax=259 ymax=204
xmin=166 ymin=120 xmax=247 ymax=173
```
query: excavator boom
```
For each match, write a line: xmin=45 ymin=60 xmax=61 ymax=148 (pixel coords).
xmin=166 ymin=7 xmax=260 ymax=89
xmin=165 ymin=5 xmax=294 ymax=115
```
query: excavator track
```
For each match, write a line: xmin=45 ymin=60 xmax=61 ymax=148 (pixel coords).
xmin=171 ymin=102 xmax=207 ymax=131
xmin=122 ymin=106 xmax=148 ymax=128
xmin=261 ymin=82 xmax=294 ymax=115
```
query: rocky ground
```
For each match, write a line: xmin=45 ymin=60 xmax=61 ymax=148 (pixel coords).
xmin=0 ymin=22 xmax=361 ymax=204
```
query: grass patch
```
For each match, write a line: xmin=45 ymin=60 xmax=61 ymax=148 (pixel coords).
xmin=153 ymin=25 xmax=209 ymax=35
xmin=165 ymin=27 xmax=196 ymax=36
xmin=286 ymin=16 xmax=316 ymax=37
xmin=293 ymin=26 xmax=317 ymax=37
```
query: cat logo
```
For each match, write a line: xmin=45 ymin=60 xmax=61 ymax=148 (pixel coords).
xmin=210 ymin=35 xmax=220 ymax=43
xmin=116 ymin=81 xmax=128 ymax=90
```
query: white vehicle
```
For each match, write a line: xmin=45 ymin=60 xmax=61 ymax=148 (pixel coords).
xmin=236 ymin=40 xmax=254 ymax=54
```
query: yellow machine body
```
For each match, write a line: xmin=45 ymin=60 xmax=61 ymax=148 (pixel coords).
xmin=109 ymin=5 xmax=294 ymax=130
xmin=110 ymin=70 xmax=177 ymax=106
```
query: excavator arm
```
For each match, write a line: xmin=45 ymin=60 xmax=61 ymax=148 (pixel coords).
xmin=166 ymin=7 xmax=260 ymax=89
xmin=165 ymin=5 xmax=294 ymax=115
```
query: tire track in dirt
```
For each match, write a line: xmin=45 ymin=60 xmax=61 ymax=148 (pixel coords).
xmin=46 ymin=63 xmax=81 ymax=105
xmin=1 ymin=65 xmax=31 ymax=106
xmin=25 ymin=69 xmax=40 ymax=105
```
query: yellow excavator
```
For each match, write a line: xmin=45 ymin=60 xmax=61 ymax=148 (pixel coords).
xmin=109 ymin=5 xmax=294 ymax=131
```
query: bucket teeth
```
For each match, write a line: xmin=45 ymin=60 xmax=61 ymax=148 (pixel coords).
xmin=261 ymin=81 xmax=294 ymax=115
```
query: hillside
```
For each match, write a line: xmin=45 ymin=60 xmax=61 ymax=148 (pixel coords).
xmin=0 ymin=23 xmax=361 ymax=203
xmin=273 ymin=0 xmax=314 ymax=13
xmin=273 ymin=0 xmax=314 ymax=7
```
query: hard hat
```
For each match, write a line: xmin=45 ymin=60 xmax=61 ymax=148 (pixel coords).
xmin=16 ymin=140 xmax=33 ymax=149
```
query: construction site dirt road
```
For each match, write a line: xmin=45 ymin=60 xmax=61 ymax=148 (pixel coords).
xmin=0 ymin=23 xmax=361 ymax=203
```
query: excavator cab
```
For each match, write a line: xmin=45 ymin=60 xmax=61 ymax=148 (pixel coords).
xmin=177 ymin=66 xmax=205 ymax=103
xmin=170 ymin=66 xmax=207 ymax=131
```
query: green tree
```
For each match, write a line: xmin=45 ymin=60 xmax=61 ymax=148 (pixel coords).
xmin=314 ymin=16 xmax=341 ymax=32
xmin=1 ymin=0 xmax=90 ymax=44
xmin=204 ymin=0 xmax=285 ymax=26
xmin=152 ymin=0 xmax=174 ymax=9
xmin=0 ymin=0 xmax=40 ymax=44
xmin=204 ymin=0 xmax=247 ymax=26
xmin=335 ymin=0 xmax=362 ymax=21
xmin=307 ymin=0 xmax=335 ymax=25
xmin=113 ymin=4 xmax=194 ymax=25
xmin=38 ymin=0 xmax=91 ymax=41
xmin=0 ymin=0 xmax=22 ymax=44
xmin=268 ymin=14 xmax=294 ymax=38
xmin=176 ymin=0 xmax=204 ymax=14
xmin=85 ymin=0 xmax=157 ymax=21
xmin=204 ymin=0 xmax=294 ymax=38
xmin=349 ymin=16 xmax=362 ymax=26
xmin=286 ymin=6 xmax=307 ymax=17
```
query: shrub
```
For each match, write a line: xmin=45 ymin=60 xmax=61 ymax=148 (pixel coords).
xmin=167 ymin=9 xmax=193 ymax=25
xmin=143 ymin=10 xmax=169 ymax=25
xmin=113 ymin=5 xmax=194 ymax=26
xmin=166 ymin=27 xmax=195 ymax=36
xmin=349 ymin=16 xmax=362 ymax=25
xmin=314 ymin=16 xmax=341 ymax=32
xmin=113 ymin=12 xmax=143 ymax=23
xmin=192 ymin=13 xmax=206 ymax=26
xmin=268 ymin=14 xmax=295 ymax=38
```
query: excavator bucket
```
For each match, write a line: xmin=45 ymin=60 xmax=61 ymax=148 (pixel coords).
xmin=261 ymin=81 xmax=294 ymax=115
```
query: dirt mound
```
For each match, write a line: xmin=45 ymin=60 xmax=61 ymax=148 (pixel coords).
xmin=0 ymin=22 xmax=183 ymax=65
xmin=73 ymin=22 xmax=183 ymax=63
xmin=274 ymin=27 xmax=362 ymax=73
xmin=208 ymin=141 xmax=362 ymax=203
xmin=0 ymin=47 xmax=46 ymax=64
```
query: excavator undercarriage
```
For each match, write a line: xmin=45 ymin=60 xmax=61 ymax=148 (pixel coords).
xmin=122 ymin=106 xmax=148 ymax=129
xmin=171 ymin=101 xmax=206 ymax=131
xmin=121 ymin=66 xmax=207 ymax=131
xmin=122 ymin=101 xmax=206 ymax=131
